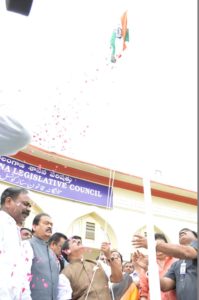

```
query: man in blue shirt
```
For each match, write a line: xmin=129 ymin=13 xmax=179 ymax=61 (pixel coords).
xmin=132 ymin=227 xmax=197 ymax=300
xmin=159 ymin=228 xmax=197 ymax=300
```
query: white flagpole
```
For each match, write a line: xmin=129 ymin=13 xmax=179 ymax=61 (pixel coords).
xmin=143 ymin=175 xmax=161 ymax=300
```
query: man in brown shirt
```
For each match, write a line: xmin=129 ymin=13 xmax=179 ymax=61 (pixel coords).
xmin=58 ymin=236 xmax=123 ymax=300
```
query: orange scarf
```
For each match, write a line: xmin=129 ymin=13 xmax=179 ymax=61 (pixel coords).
xmin=120 ymin=283 xmax=140 ymax=300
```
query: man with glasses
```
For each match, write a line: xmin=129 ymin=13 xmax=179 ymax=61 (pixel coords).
xmin=0 ymin=186 xmax=32 ymax=300
xmin=132 ymin=228 xmax=198 ymax=300
xmin=160 ymin=228 xmax=198 ymax=300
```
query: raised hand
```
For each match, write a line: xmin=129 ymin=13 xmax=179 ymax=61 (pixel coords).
xmin=132 ymin=234 xmax=148 ymax=249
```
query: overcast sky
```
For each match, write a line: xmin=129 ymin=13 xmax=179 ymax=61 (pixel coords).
xmin=0 ymin=0 xmax=197 ymax=191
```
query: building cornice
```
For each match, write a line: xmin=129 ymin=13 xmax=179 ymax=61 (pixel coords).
xmin=11 ymin=145 xmax=197 ymax=206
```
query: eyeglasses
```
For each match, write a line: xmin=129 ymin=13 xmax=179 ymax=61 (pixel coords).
xmin=100 ymin=258 xmax=107 ymax=262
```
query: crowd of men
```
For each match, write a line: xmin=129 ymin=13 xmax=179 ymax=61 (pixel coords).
xmin=0 ymin=186 xmax=197 ymax=300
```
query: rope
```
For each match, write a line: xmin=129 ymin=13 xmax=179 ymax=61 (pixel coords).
xmin=84 ymin=169 xmax=115 ymax=300
xmin=104 ymin=169 xmax=115 ymax=235
xmin=84 ymin=262 xmax=99 ymax=300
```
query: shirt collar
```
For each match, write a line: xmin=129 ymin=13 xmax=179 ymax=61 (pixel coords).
xmin=0 ymin=210 xmax=16 ymax=225
xmin=32 ymin=235 xmax=49 ymax=245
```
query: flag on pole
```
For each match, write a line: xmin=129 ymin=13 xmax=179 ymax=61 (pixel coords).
xmin=110 ymin=10 xmax=129 ymax=63
xmin=121 ymin=10 xmax=129 ymax=50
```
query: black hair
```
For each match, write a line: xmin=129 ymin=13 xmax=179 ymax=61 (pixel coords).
xmin=61 ymin=239 xmax=70 ymax=262
xmin=1 ymin=187 xmax=28 ymax=206
xmin=48 ymin=232 xmax=67 ymax=245
xmin=122 ymin=261 xmax=134 ymax=271
xmin=32 ymin=213 xmax=51 ymax=226
xmin=71 ymin=235 xmax=82 ymax=240
xmin=20 ymin=227 xmax=32 ymax=234
xmin=61 ymin=235 xmax=82 ymax=262
xmin=179 ymin=228 xmax=198 ymax=238
xmin=110 ymin=249 xmax=123 ymax=263
xmin=123 ymin=261 xmax=133 ymax=266
xmin=155 ymin=233 xmax=168 ymax=243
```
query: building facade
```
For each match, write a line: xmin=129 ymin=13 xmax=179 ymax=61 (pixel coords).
xmin=0 ymin=145 xmax=197 ymax=260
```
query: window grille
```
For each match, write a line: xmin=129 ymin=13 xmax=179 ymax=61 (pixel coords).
xmin=85 ymin=222 xmax=95 ymax=240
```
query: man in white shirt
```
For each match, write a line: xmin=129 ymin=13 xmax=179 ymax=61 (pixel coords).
xmin=0 ymin=186 xmax=32 ymax=300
